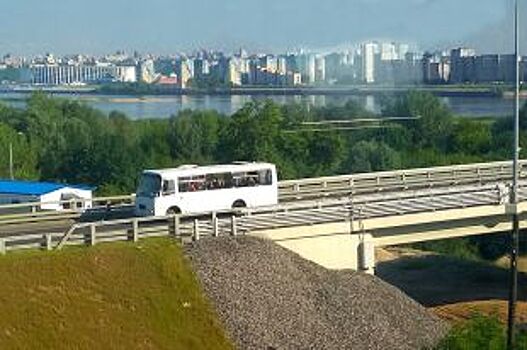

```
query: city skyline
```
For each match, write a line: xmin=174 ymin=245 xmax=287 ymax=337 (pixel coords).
xmin=0 ymin=0 xmax=516 ymax=55
xmin=6 ymin=42 xmax=524 ymax=89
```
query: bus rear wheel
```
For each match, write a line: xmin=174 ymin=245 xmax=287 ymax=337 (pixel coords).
xmin=166 ymin=207 xmax=181 ymax=216
xmin=232 ymin=200 xmax=247 ymax=209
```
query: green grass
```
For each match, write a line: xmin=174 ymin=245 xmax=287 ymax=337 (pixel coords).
xmin=0 ymin=239 xmax=233 ymax=350
xmin=436 ymin=314 xmax=527 ymax=350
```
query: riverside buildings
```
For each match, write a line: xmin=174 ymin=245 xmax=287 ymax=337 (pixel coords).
xmin=27 ymin=64 xmax=137 ymax=85
xmin=3 ymin=43 xmax=527 ymax=88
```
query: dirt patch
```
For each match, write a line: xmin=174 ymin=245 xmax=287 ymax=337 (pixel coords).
xmin=431 ymin=300 xmax=527 ymax=326
xmin=496 ymin=256 xmax=527 ymax=273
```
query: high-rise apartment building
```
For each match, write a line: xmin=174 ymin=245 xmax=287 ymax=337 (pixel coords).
xmin=361 ymin=42 xmax=377 ymax=83
xmin=296 ymin=53 xmax=316 ymax=85
xmin=28 ymin=64 xmax=136 ymax=85
xmin=315 ymin=55 xmax=326 ymax=82
xmin=176 ymin=58 xmax=194 ymax=88
xmin=449 ymin=48 xmax=476 ymax=83
xmin=380 ymin=42 xmax=397 ymax=61
xmin=474 ymin=54 xmax=500 ymax=83
xmin=138 ymin=59 xmax=157 ymax=83
xmin=227 ymin=58 xmax=242 ymax=86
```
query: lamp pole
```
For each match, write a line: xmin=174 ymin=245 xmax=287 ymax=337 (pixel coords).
xmin=507 ymin=0 xmax=521 ymax=348
xmin=9 ymin=142 xmax=13 ymax=180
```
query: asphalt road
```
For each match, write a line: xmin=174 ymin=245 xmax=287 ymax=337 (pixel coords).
xmin=0 ymin=219 xmax=75 ymax=237
xmin=0 ymin=207 xmax=137 ymax=238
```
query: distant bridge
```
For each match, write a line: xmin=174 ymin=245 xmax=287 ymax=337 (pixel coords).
xmin=1 ymin=160 xmax=526 ymax=275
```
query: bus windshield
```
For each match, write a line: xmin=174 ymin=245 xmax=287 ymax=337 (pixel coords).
xmin=137 ymin=173 xmax=161 ymax=197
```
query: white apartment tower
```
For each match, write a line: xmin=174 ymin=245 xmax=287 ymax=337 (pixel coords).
xmin=315 ymin=55 xmax=326 ymax=82
xmin=297 ymin=53 xmax=316 ymax=85
xmin=361 ymin=42 xmax=377 ymax=84
xmin=380 ymin=42 xmax=397 ymax=61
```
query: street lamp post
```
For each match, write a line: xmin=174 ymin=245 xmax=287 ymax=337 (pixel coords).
xmin=507 ymin=0 xmax=521 ymax=348
xmin=8 ymin=132 xmax=24 ymax=181
xmin=8 ymin=142 xmax=13 ymax=180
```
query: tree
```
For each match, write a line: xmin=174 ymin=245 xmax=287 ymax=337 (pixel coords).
xmin=219 ymin=100 xmax=283 ymax=163
xmin=0 ymin=123 xmax=38 ymax=179
xmin=451 ymin=119 xmax=492 ymax=154
xmin=383 ymin=91 xmax=454 ymax=151
xmin=168 ymin=110 xmax=222 ymax=163
xmin=346 ymin=141 xmax=401 ymax=173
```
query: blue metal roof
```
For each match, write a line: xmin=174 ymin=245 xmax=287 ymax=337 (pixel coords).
xmin=0 ymin=180 xmax=94 ymax=196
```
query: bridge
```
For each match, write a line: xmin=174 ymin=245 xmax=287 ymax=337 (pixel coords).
xmin=1 ymin=160 xmax=526 ymax=275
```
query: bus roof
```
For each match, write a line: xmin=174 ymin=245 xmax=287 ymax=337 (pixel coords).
xmin=143 ymin=162 xmax=276 ymax=178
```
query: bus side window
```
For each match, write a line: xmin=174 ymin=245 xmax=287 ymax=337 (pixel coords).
xmin=163 ymin=180 xmax=176 ymax=196
xmin=223 ymin=173 xmax=234 ymax=189
xmin=178 ymin=177 xmax=190 ymax=192
xmin=232 ymin=173 xmax=242 ymax=187
xmin=247 ymin=172 xmax=258 ymax=186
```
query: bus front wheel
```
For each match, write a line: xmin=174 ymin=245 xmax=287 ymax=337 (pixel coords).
xmin=166 ymin=207 xmax=181 ymax=216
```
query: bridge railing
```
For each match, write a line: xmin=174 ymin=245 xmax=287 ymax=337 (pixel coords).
xmin=0 ymin=183 xmax=510 ymax=255
xmin=279 ymin=160 xmax=527 ymax=201
xmin=0 ymin=195 xmax=136 ymax=224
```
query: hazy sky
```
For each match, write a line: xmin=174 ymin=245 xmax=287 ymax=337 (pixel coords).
xmin=0 ymin=0 xmax=516 ymax=55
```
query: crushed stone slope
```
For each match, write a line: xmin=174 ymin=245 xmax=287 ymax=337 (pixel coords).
xmin=186 ymin=237 xmax=448 ymax=350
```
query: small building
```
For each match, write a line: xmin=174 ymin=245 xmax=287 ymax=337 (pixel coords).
xmin=0 ymin=180 xmax=94 ymax=211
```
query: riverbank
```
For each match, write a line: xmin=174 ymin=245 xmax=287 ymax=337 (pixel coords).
xmin=0 ymin=90 xmax=515 ymax=119
xmin=0 ymin=83 xmax=505 ymax=98
xmin=98 ymin=84 xmax=505 ymax=98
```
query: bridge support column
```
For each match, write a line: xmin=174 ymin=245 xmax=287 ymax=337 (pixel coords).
xmin=358 ymin=234 xmax=375 ymax=275
xmin=250 ymin=223 xmax=375 ymax=273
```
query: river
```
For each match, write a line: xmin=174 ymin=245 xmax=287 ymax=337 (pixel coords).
xmin=0 ymin=92 xmax=516 ymax=119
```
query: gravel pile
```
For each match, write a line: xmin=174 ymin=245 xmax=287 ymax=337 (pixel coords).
xmin=186 ymin=237 xmax=448 ymax=350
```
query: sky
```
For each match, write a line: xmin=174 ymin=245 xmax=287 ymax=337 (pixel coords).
xmin=0 ymin=0 xmax=517 ymax=55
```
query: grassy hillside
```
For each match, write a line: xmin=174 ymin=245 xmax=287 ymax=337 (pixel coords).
xmin=0 ymin=239 xmax=233 ymax=350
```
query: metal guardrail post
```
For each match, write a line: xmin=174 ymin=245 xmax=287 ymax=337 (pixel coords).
xmin=172 ymin=215 xmax=180 ymax=237
xmin=90 ymin=224 xmax=96 ymax=246
xmin=193 ymin=219 xmax=200 ymax=241
xmin=0 ymin=239 xmax=5 ymax=255
xmin=231 ymin=215 xmax=238 ymax=236
xmin=427 ymin=171 xmax=432 ymax=188
xmin=132 ymin=219 xmax=139 ymax=242
xmin=44 ymin=234 xmax=52 ymax=251
xmin=212 ymin=213 xmax=219 ymax=237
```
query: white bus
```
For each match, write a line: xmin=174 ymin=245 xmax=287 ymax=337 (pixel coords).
xmin=134 ymin=162 xmax=278 ymax=217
